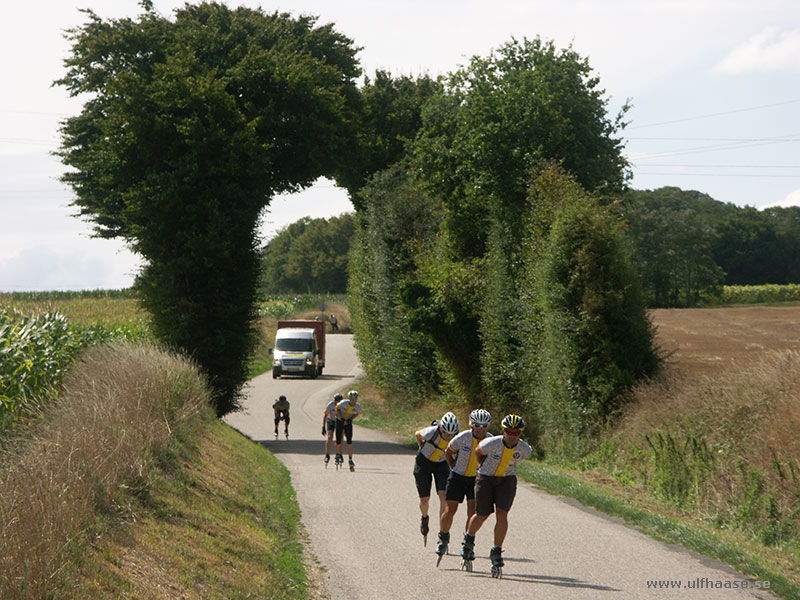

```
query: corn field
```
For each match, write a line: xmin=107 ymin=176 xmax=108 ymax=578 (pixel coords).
xmin=0 ymin=308 xmax=150 ymax=429
xmin=715 ymin=284 xmax=800 ymax=305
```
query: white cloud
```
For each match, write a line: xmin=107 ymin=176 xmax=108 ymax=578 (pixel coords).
xmin=764 ymin=188 xmax=800 ymax=209
xmin=716 ymin=27 xmax=800 ymax=74
xmin=0 ymin=243 xmax=142 ymax=292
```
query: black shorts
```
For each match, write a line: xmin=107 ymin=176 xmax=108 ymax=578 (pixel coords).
xmin=275 ymin=410 xmax=289 ymax=423
xmin=413 ymin=453 xmax=450 ymax=498
xmin=474 ymin=474 xmax=518 ymax=516
xmin=326 ymin=418 xmax=336 ymax=432
xmin=445 ymin=472 xmax=476 ymax=503
xmin=335 ymin=419 xmax=353 ymax=444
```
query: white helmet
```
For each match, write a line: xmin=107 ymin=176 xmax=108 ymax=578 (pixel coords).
xmin=348 ymin=390 xmax=358 ymax=400
xmin=438 ymin=412 xmax=459 ymax=435
xmin=469 ymin=408 xmax=491 ymax=426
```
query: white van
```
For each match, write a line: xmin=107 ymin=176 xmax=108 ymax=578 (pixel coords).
xmin=272 ymin=327 xmax=321 ymax=378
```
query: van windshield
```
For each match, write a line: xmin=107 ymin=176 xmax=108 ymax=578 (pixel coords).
xmin=276 ymin=338 xmax=313 ymax=352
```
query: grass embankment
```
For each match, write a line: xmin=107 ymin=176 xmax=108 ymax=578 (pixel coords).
xmin=0 ymin=341 xmax=310 ymax=600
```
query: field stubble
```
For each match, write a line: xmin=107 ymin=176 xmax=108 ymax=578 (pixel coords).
xmin=598 ymin=306 xmax=800 ymax=573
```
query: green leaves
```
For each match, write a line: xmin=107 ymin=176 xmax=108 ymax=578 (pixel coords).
xmin=260 ymin=214 xmax=355 ymax=294
xmin=55 ymin=4 xmax=361 ymax=415
xmin=412 ymin=37 xmax=630 ymax=258
xmin=0 ymin=310 xmax=149 ymax=429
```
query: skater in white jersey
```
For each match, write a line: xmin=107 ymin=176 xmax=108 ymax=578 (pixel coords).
xmin=434 ymin=409 xmax=492 ymax=564
xmin=414 ymin=412 xmax=459 ymax=546
xmin=321 ymin=392 xmax=343 ymax=466
xmin=460 ymin=414 xmax=532 ymax=577
xmin=334 ymin=390 xmax=362 ymax=470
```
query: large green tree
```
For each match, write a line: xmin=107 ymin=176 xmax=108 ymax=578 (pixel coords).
xmin=56 ymin=1 xmax=360 ymax=415
xmin=412 ymin=37 xmax=630 ymax=258
xmin=408 ymin=37 xmax=630 ymax=404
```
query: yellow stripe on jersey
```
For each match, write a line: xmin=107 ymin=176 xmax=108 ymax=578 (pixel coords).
xmin=492 ymin=444 xmax=515 ymax=476
xmin=429 ymin=436 xmax=449 ymax=462
xmin=464 ymin=437 xmax=479 ymax=477
xmin=341 ymin=404 xmax=354 ymax=419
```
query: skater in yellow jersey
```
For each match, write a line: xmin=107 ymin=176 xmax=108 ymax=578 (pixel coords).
xmin=414 ymin=412 xmax=459 ymax=546
xmin=434 ymin=409 xmax=492 ymax=564
xmin=460 ymin=414 xmax=532 ymax=577
xmin=322 ymin=392 xmax=343 ymax=466
xmin=334 ymin=390 xmax=362 ymax=470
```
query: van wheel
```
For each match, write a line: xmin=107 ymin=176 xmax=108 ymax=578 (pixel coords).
xmin=272 ymin=368 xmax=281 ymax=379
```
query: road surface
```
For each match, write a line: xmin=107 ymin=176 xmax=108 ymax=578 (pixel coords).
xmin=225 ymin=334 xmax=776 ymax=599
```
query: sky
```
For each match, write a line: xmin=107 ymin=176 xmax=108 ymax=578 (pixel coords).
xmin=1 ymin=0 xmax=799 ymax=291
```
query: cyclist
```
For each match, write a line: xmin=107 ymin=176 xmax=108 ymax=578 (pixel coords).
xmin=334 ymin=390 xmax=362 ymax=470
xmin=434 ymin=409 xmax=492 ymax=560
xmin=272 ymin=394 xmax=290 ymax=439
xmin=322 ymin=392 xmax=343 ymax=465
xmin=460 ymin=414 xmax=532 ymax=571
xmin=414 ymin=412 xmax=459 ymax=545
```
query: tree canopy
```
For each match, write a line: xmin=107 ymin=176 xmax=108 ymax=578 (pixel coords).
xmin=412 ymin=37 xmax=630 ymax=258
xmin=334 ymin=70 xmax=442 ymax=209
xmin=56 ymin=2 xmax=361 ymax=414
xmin=259 ymin=213 xmax=355 ymax=293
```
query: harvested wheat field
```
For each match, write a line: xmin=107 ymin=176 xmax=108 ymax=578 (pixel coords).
xmin=650 ymin=305 xmax=800 ymax=379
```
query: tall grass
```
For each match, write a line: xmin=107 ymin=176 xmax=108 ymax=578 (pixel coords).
xmin=590 ymin=350 xmax=800 ymax=550
xmin=0 ymin=342 xmax=212 ymax=600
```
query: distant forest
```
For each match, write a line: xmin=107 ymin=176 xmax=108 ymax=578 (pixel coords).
xmin=259 ymin=186 xmax=800 ymax=308
xmin=625 ymin=187 xmax=800 ymax=307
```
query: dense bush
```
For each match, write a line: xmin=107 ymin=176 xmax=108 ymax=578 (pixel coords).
xmin=348 ymin=165 xmax=444 ymax=400
xmin=529 ymin=180 xmax=660 ymax=456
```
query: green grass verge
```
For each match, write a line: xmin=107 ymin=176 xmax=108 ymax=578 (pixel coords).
xmin=517 ymin=462 xmax=799 ymax=600
xmin=70 ymin=420 xmax=310 ymax=600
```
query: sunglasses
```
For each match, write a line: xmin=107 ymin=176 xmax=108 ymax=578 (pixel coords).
xmin=504 ymin=430 xmax=522 ymax=436
xmin=471 ymin=423 xmax=489 ymax=429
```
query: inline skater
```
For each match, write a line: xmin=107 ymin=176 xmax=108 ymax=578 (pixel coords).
xmin=272 ymin=395 xmax=290 ymax=439
xmin=460 ymin=414 xmax=532 ymax=577
xmin=322 ymin=393 xmax=343 ymax=466
xmin=334 ymin=390 xmax=362 ymax=471
xmin=414 ymin=412 xmax=459 ymax=546
xmin=434 ymin=409 xmax=492 ymax=565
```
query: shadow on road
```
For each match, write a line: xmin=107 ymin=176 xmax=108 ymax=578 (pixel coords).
xmin=441 ymin=567 xmax=619 ymax=590
xmin=272 ymin=372 xmax=358 ymax=381
xmin=254 ymin=437 xmax=416 ymax=457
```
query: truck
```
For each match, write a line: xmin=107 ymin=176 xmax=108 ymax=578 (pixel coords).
xmin=271 ymin=319 xmax=326 ymax=379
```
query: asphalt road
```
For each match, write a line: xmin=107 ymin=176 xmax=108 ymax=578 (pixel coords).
xmin=225 ymin=334 xmax=777 ymax=599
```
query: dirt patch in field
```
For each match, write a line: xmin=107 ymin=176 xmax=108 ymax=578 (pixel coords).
xmin=650 ymin=305 xmax=800 ymax=379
